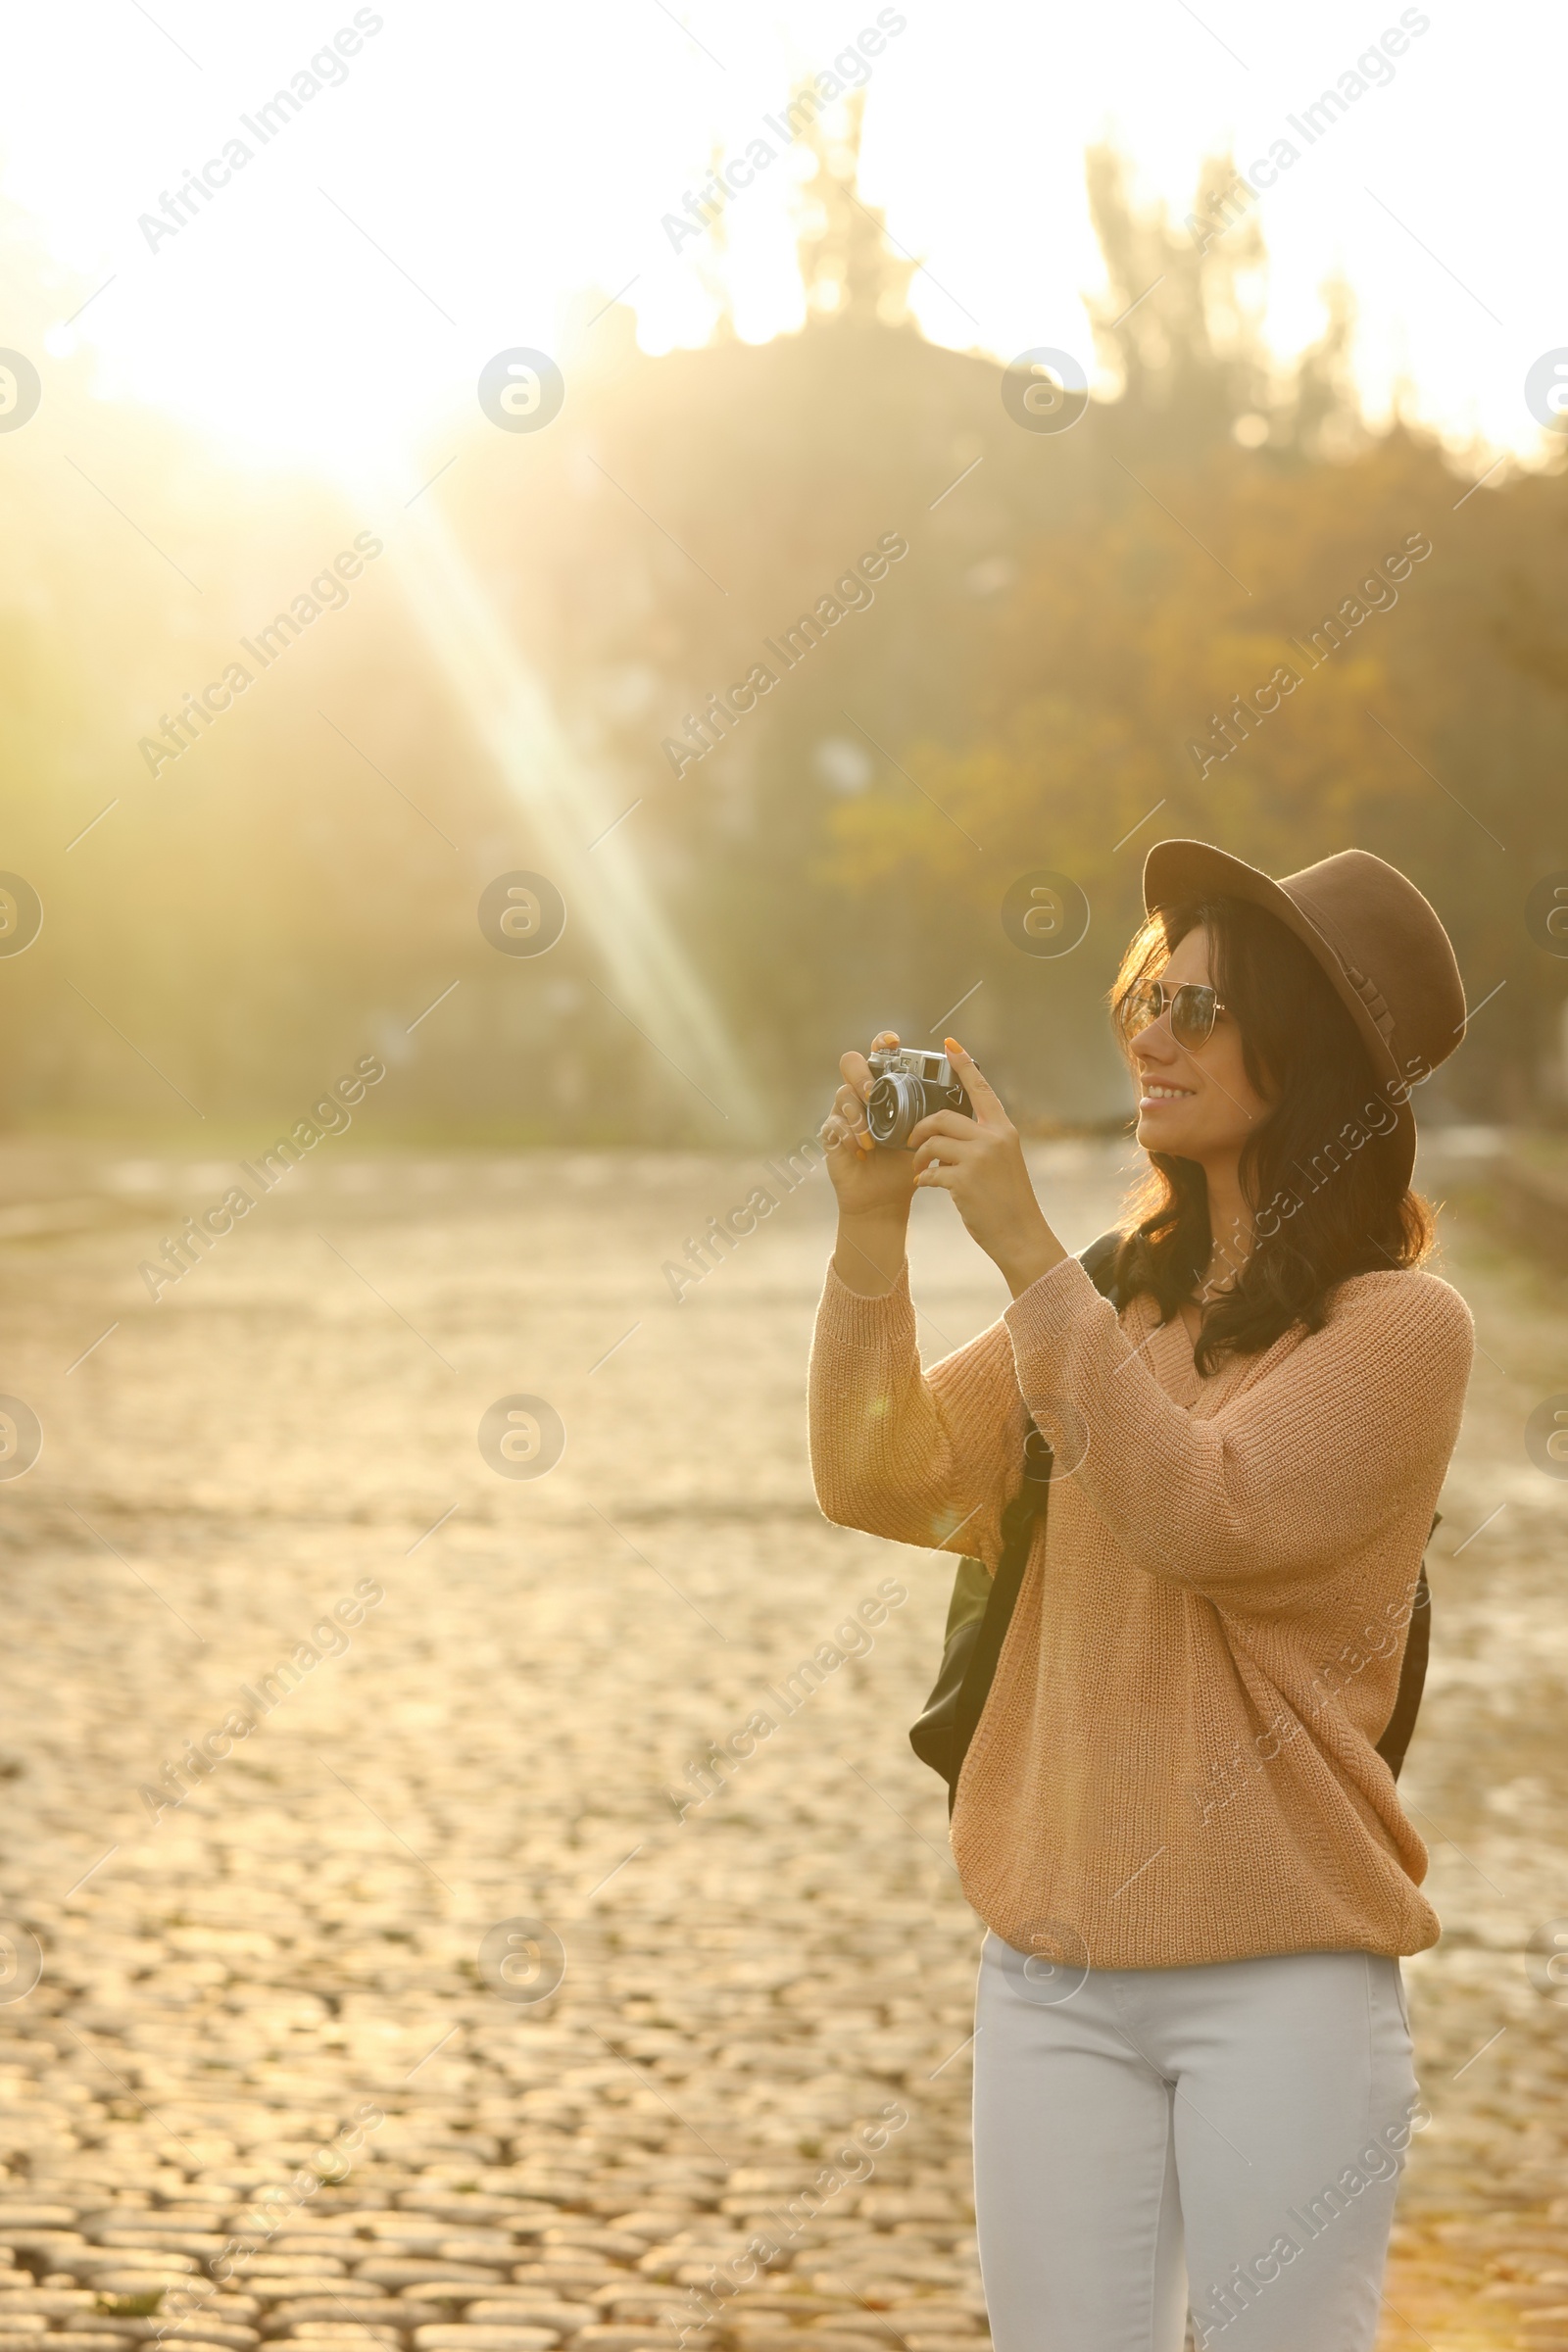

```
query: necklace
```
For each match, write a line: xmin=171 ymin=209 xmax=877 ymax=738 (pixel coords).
xmin=1196 ymin=1244 xmax=1247 ymax=1303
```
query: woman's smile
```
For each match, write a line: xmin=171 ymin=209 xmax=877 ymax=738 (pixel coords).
xmin=1125 ymin=923 xmax=1273 ymax=1173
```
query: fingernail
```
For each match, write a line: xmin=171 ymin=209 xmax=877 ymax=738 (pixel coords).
xmin=945 ymin=1036 xmax=964 ymax=1055
xmin=860 ymin=1079 xmax=874 ymax=1098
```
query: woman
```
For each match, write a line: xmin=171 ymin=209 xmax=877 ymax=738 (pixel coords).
xmin=809 ymin=841 xmax=1474 ymax=2352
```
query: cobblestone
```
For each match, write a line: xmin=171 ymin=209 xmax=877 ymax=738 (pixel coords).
xmin=0 ymin=1142 xmax=1563 ymax=2352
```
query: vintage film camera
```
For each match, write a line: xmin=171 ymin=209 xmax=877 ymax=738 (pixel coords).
xmin=864 ymin=1046 xmax=974 ymax=1149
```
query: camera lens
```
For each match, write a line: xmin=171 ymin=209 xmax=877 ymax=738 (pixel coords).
xmin=865 ymin=1071 xmax=917 ymax=1147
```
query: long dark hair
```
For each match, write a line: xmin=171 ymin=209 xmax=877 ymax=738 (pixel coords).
xmin=1109 ymin=895 xmax=1434 ymax=1372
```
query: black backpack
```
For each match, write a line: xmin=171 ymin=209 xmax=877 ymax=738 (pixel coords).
xmin=907 ymin=1231 xmax=1433 ymax=1812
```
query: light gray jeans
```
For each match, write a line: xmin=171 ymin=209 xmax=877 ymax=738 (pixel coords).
xmin=972 ymin=1932 xmax=1420 ymax=2352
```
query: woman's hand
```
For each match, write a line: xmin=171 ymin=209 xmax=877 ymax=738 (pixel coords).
xmin=908 ymin=1039 xmax=1066 ymax=1298
xmin=822 ymin=1030 xmax=917 ymax=1296
xmin=821 ymin=1029 xmax=920 ymax=1212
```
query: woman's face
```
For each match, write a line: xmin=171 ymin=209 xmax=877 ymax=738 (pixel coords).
xmin=1129 ymin=923 xmax=1274 ymax=1163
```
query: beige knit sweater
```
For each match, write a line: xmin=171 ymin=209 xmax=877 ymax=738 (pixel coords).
xmin=808 ymin=1250 xmax=1473 ymax=1969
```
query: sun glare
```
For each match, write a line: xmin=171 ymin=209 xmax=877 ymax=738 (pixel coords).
xmin=4 ymin=0 xmax=1563 ymax=486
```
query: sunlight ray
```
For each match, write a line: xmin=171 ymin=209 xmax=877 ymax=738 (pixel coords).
xmin=387 ymin=495 xmax=766 ymax=1139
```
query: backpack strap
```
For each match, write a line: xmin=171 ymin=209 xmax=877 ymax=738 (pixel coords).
xmin=1078 ymin=1226 xmax=1125 ymax=1306
xmin=942 ymin=1428 xmax=1054 ymax=1807
xmin=1374 ymin=1521 xmax=1437 ymax=1781
xmin=1012 ymin=1228 xmax=1123 ymax=1460
xmin=935 ymin=1233 xmax=1127 ymax=1812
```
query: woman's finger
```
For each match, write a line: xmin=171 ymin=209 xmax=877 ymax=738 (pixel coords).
xmin=825 ymin=1116 xmax=873 ymax=1162
xmin=906 ymin=1107 xmax=980 ymax=1152
xmin=911 ymin=1131 xmax=951 ymax=1168
xmin=943 ymin=1037 xmax=1008 ymax=1125
xmin=842 ymin=1033 xmax=901 ymax=1094
xmin=912 ymin=1125 xmax=977 ymax=1171
xmin=831 ymin=1084 xmax=877 ymax=1154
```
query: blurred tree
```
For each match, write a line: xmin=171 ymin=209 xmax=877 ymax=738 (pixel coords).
xmin=794 ymin=89 xmax=916 ymax=327
xmin=695 ymin=139 xmax=738 ymax=343
xmin=1087 ymin=144 xmax=1269 ymax=458
xmin=1275 ymin=273 xmax=1361 ymax=461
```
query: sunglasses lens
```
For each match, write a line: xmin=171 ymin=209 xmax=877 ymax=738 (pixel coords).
xmin=1120 ymin=984 xmax=1158 ymax=1038
xmin=1170 ymin=986 xmax=1216 ymax=1046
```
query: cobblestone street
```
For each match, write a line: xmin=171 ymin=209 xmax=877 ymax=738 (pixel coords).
xmin=0 ymin=1140 xmax=1563 ymax=2352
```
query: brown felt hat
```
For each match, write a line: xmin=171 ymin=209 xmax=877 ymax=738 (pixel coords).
xmin=1141 ymin=839 xmax=1467 ymax=1185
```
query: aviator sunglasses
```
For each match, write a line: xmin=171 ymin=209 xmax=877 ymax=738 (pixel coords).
xmin=1116 ymin=978 xmax=1228 ymax=1051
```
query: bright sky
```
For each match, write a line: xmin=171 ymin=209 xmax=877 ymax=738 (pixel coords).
xmin=2 ymin=0 xmax=1558 ymax=485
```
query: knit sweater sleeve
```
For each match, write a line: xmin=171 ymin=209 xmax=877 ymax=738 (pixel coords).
xmin=1003 ymin=1257 xmax=1473 ymax=1607
xmin=808 ymin=1259 xmax=1026 ymax=1569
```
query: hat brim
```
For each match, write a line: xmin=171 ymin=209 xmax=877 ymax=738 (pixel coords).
xmin=1141 ymin=838 xmax=1417 ymax=1188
